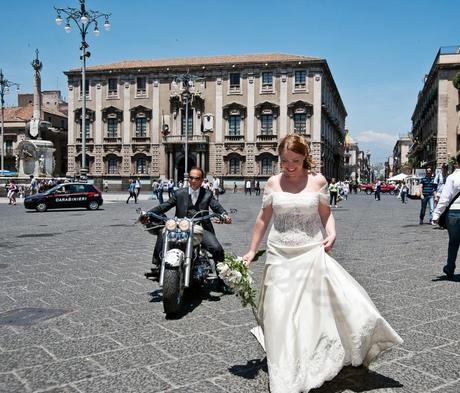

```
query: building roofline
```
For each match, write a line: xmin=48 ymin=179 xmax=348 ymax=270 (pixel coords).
xmin=64 ymin=53 xmax=323 ymax=75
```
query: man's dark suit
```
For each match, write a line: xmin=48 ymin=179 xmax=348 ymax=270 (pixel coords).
xmin=149 ymin=187 xmax=227 ymax=264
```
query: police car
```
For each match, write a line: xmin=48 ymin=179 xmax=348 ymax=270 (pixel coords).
xmin=24 ymin=183 xmax=103 ymax=212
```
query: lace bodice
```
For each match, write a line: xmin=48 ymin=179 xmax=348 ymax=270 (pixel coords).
xmin=262 ymin=186 xmax=328 ymax=246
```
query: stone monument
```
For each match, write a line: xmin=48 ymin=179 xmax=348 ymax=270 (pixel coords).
xmin=16 ymin=50 xmax=56 ymax=177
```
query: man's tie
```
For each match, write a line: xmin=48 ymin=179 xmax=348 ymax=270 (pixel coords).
xmin=191 ymin=190 xmax=199 ymax=205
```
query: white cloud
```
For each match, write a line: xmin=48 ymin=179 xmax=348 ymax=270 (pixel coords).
xmin=354 ymin=130 xmax=397 ymax=146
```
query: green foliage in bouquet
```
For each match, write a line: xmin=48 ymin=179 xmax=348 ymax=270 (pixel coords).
xmin=217 ymin=249 xmax=266 ymax=319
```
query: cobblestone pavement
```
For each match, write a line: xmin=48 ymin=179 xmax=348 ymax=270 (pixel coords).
xmin=1 ymin=191 xmax=459 ymax=392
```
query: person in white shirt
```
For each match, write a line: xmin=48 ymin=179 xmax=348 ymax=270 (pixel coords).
xmin=434 ymin=164 xmax=448 ymax=205
xmin=245 ymin=179 xmax=252 ymax=195
xmin=212 ymin=176 xmax=220 ymax=200
xmin=432 ymin=153 xmax=460 ymax=279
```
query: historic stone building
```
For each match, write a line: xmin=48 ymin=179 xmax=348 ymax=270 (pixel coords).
xmin=64 ymin=54 xmax=347 ymax=188
xmin=3 ymin=91 xmax=68 ymax=175
xmin=409 ymin=45 xmax=460 ymax=169
xmin=391 ymin=134 xmax=411 ymax=174
xmin=342 ymin=130 xmax=371 ymax=184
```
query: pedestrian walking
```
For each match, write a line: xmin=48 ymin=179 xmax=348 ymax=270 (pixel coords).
xmin=434 ymin=164 xmax=448 ymax=206
xmin=255 ymin=180 xmax=261 ymax=196
xmin=418 ymin=167 xmax=436 ymax=224
xmin=212 ymin=175 xmax=221 ymax=200
xmin=167 ymin=179 xmax=175 ymax=199
xmin=343 ymin=181 xmax=349 ymax=200
xmin=29 ymin=175 xmax=37 ymax=195
xmin=374 ymin=180 xmax=382 ymax=201
xmin=126 ymin=179 xmax=137 ymax=204
xmin=135 ymin=178 xmax=141 ymax=197
xmin=7 ymin=180 xmax=19 ymax=205
xmin=233 ymin=181 xmax=237 ymax=193
xmin=328 ymin=178 xmax=338 ymax=207
xmin=103 ymin=180 xmax=109 ymax=193
xmin=432 ymin=153 xmax=460 ymax=279
xmin=400 ymin=181 xmax=409 ymax=204
xmin=157 ymin=179 xmax=164 ymax=203
xmin=245 ymin=179 xmax=252 ymax=195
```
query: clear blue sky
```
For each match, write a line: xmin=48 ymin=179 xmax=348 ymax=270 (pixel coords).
xmin=1 ymin=0 xmax=458 ymax=163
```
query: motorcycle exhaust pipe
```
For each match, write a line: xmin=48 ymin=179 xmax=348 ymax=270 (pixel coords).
xmin=184 ymin=227 xmax=194 ymax=287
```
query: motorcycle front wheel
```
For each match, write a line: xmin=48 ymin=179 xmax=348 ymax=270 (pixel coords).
xmin=162 ymin=267 xmax=182 ymax=316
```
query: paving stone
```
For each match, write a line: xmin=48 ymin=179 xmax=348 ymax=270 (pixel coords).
xmin=397 ymin=329 xmax=453 ymax=352
xmin=0 ymin=345 xmax=55 ymax=372
xmin=16 ymin=358 xmax=104 ymax=392
xmin=45 ymin=335 xmax=122 ymax=360
xmin=370 ymin=361 xmax=445 ymax=392
xmin=411 ymin=319 xmax=460 ymax=341
xmin=74 ymin=367 xmax=171 ymax=393
xmin=89 ymin=344 xmax=174 ymax=372
xmin=149 ymin=354 xmax=228 ymax=386
xmin=158 ymin=316 xmax=229 ymax=337
xmin=0 ymin=372 xmax=27 ymax=393
xmin=391 ymin=304 xmax=456 ymax=322
xmin=108 ymin=324 xmax=176 ymax=347
xmin=398 ymin=349 xmax=460 ymax=381
xmin=36 ymin=385 xmax=80 ymax=393
xmin=163 ymin=380 xmax=226 ymax=392
xmin=0 ymin=327 xmax=67 ymax=351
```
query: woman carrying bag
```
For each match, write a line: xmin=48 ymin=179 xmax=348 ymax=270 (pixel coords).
xmin=432 ymin=152 xmax=460 ymax=279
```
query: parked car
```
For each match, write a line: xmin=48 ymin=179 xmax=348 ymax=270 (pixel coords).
xmin=24 ymin=182 xmax=103 ymax=212
xmin=359 ymin=182 xmax=397 ymax=195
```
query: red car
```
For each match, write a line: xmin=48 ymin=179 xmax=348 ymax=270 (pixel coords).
xmin=359 ymin=182 xmax=397 ymax=195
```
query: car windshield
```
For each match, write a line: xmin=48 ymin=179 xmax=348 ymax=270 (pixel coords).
xmin=44 ymin=185 xmax=65 ymax=195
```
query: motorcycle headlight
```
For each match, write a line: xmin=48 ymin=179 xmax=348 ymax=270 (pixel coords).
xmin=165 ymin=219 xmax=177 ymax=231
xmin=178 ymin=219 xmax=190 ymax=231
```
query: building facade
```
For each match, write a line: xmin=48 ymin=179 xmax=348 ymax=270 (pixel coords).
xmin=3 ymin=91 xmax=68 ymax=175
xmin=65 ymin=54 xmax=347 ymax=188
xmin=391 ymin=135 xmax=411 ymax=175
xmin=409 ymin=46 xmax=460 ymax=169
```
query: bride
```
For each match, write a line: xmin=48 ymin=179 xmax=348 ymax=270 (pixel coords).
xmin=242 ymin=134 xmax=403 ymax=393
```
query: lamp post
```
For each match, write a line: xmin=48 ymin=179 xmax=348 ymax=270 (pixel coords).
xmin=171 ymin=72 xmax=202 ymax=187
xmin=54 ymin=0 xmax=111 ymax=180
xmin=0 ymin=69 xmax=20 ymax=173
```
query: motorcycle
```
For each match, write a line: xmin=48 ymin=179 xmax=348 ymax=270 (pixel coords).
xmin=137 ymin=208 xmax=227 ymax=316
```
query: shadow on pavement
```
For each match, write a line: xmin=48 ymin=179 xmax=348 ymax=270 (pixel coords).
xmin=228 ymin=362 xmax=403 ymax=392
xmin=432 ymin=274 xmax=460 ymax=283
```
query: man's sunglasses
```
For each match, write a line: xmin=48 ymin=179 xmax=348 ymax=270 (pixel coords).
xmin=189 ymin=176 xmax=202 ymax=181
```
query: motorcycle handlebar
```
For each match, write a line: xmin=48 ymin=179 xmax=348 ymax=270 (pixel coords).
xmin=140 ymin=210 xmax=226 ymax=223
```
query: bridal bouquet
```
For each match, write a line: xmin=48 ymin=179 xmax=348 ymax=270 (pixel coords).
xmin=217 ymin=250 xmax=266 ymax=319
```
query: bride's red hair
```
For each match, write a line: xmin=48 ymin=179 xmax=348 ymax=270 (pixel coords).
xmin=278 ymin=133 xmax=316 ymax=170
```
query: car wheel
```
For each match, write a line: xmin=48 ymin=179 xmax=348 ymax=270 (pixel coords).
xmin=389 ymin=190 xmax=395 ymax=195
xmin=87 ymin=201 xmax=100 ymax=210
xmin=366 ymin=189 xmax=372 ymax=195
xmin=36 ymin=203 xmax=47 ymax=212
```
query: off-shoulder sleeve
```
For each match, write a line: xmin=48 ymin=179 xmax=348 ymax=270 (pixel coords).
xmin=319 ymin=183 xmax=329 ymax=205
xmin=262 ymin=186 xmax=274 ymax=208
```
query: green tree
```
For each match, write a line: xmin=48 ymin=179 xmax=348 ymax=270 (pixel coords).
xmin=453 ymin=71 xmax=460 ymax=90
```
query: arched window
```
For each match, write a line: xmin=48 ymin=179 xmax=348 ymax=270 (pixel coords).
xmin=261 ymin=156 xmax=274 ymax=175
xmin=107 ymin=158 xmax=118 ymax=174
xmin=135 ymin=116 xmax=147 ymax=137
xmin=136 ymin=157 xmax=147 ymax=174
xmin=229 ymin=157 xmax=240 ymax=174
xmin=228 ymin=115 xmax=241 ymax=135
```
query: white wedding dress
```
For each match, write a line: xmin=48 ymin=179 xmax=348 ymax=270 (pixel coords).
xmin=251 ymin=186 xmax=403 ymax=393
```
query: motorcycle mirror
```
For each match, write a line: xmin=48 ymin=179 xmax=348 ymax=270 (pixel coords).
xmin=230 ymin=208 xmax=238 ymax=214
xmin=135 ymin=208 xmax=142 ymax=214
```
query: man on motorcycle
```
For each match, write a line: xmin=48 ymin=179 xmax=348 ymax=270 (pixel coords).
xmin=147 ymin=167 xmax=232 ymax=289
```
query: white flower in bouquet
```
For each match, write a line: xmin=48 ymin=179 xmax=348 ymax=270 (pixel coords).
xmin=217 ymin=250 xmax=266 ymax=320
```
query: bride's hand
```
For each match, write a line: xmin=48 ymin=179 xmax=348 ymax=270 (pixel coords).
xmin=242 ymin=250 xmax=256 ymax=267
xmin=322 ymin=234 xmax=336 ymax=252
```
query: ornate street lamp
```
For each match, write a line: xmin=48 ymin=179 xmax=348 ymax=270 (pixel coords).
xmin=54 ymin=0 xmax=111 ymax=180
xmin=171 ymin=72 xmax=203 ymax=187
xmin=0 ymin=69 xmax=20 ymax=173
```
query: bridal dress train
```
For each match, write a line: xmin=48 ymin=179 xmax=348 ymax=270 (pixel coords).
xmin=251 ymin=186 xmax=403 ymax=393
